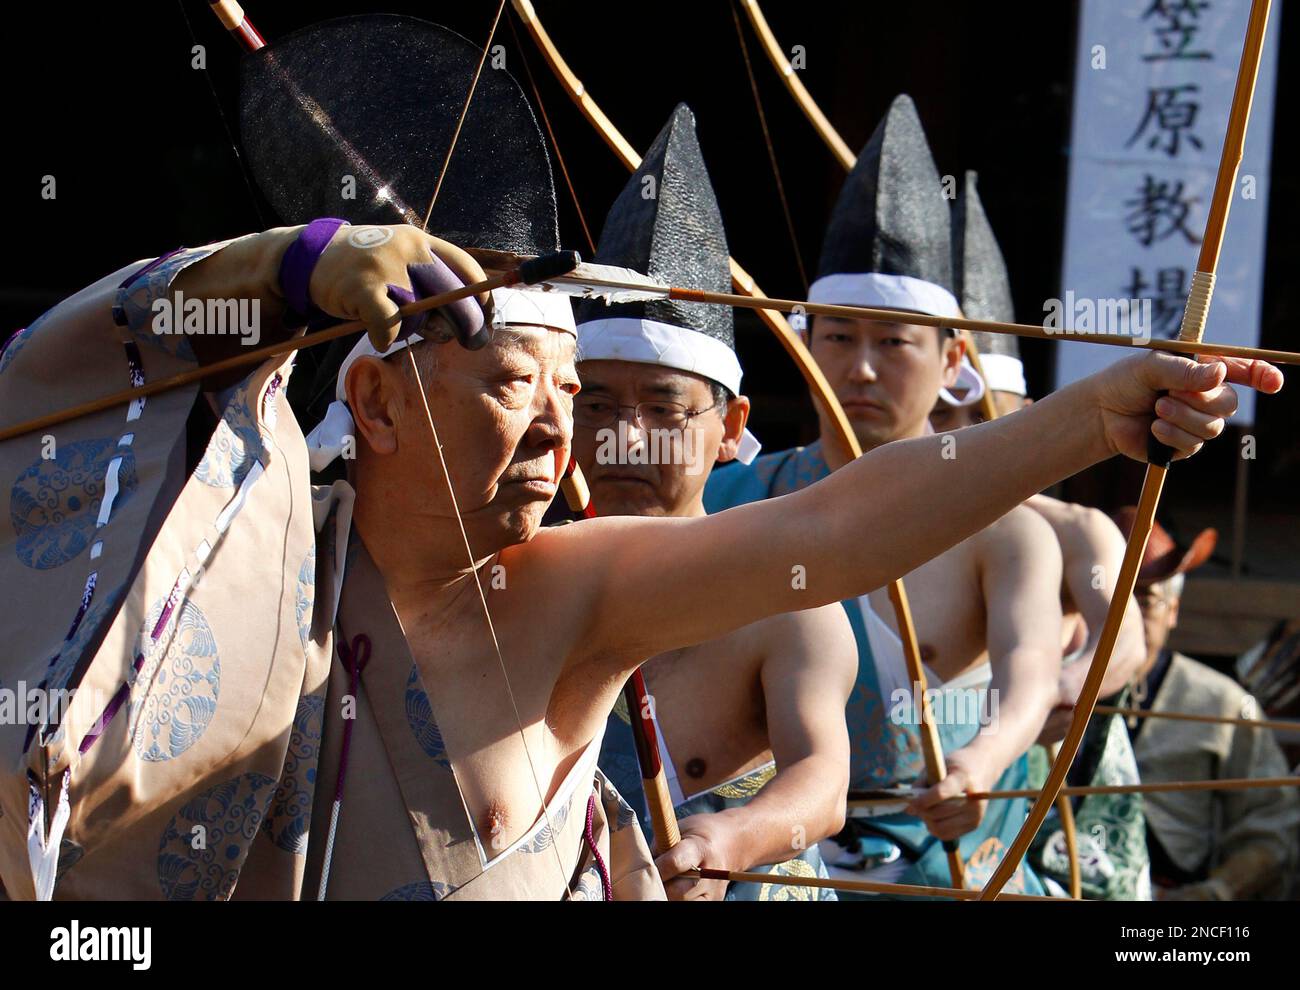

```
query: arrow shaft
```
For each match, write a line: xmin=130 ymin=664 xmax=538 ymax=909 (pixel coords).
xmin=689 ymin=867 xmax=1060 ymax=901
xmin=665 ymin=286 xmax=1300 ymax=365
xmin=0 ymin=271 xmax=515 ymax=445
xmin=1094 ymin=704 xmax=1300 ymax=735
xmin=968 ymin=775 xmax=1299 ymax=801
xmin=848 ymin=774 xmax=1299 ymax=806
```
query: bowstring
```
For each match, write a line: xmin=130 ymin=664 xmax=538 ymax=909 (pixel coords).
xmin=182 ymin=0 xmax=573 ymax=895
xmin=422 ymin=0 xmax=507 ymax=228
xmin=416 ymin=0 xmax=575 ymax=897
xmin=729 ymin=0 xmax=809 ymax=293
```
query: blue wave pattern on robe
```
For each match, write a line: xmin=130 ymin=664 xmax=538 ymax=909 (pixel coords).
xmin=704 ymin=442 xmax=1044 ymax=896
xmin=599 ymin=697 xmax=836 ymax=900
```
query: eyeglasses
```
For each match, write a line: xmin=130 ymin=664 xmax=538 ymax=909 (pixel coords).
xmin=572 ymin=395 xmax=722 ymax=431
xmin=1135 ymin=588 xmax=1175 ymax=612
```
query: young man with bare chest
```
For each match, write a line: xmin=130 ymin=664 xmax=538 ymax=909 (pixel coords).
xmin=708 ymin=96 xmax=1073 ymax=893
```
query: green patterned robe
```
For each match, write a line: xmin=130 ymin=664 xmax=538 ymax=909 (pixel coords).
xmin=1027 ymin=705 xmax=1152 ymax=900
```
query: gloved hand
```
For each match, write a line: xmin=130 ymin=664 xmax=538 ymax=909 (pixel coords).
xmin=307 ymin=223 xmax=488 ymax=351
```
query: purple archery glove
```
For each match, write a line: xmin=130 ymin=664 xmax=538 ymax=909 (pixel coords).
xmin=386 ymin=251 xmax=489 ymax=350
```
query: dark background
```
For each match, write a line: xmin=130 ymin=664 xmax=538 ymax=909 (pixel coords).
xmin=3 ymin=0 xmax=1296 ymax=575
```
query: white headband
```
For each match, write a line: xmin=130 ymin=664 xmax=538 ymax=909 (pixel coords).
xmin=304 ymin=287 xmax=575 ymax=470
xmin=978 ymin=353 xmax=1027 ymax=397
xmin=576 ymin=316 xmax=761 ymax=465
xmin=806 ymin=272 xmax=961 ymax=320
xmin=577 ymin=317 xmax=743 ymax=393
xmin=803 ymin=272 xmax=976 ymax=410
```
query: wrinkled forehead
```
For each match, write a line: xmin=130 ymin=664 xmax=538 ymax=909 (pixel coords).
xmin=576 ymin=358 xmax=715 ymax=397
xmin=485 ymin=323 xmax=578 ymax=365
xmin=337 ymin=323 xmax=576 ymax=401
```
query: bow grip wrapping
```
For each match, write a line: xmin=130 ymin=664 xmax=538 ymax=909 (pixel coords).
xmin=517 ymin=250 xmax=582 ymax=285
xmin=1148 ymin=270 xmax=1216 ymax=467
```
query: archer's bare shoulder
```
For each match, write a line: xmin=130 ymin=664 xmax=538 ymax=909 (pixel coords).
xmin=1025 ymin=493 xmax=1126 ymax=557
xmin=742 ymin=600 xmax=858 ymax=681
xmin=972 ymin=502 xmax=1063 ymax=565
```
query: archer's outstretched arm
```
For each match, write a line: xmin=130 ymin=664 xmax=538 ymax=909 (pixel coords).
xmin=562 ymin=353 xmax=1280 ymax=675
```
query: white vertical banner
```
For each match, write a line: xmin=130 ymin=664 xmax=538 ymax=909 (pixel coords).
xmin=1055 ymin=0 xmax=1280 ymax=423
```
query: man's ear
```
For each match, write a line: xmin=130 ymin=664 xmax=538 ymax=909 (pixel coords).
xmin=940 ymin=332 xmax=965 ymax=389
xmin=344 ymin=355 xmax=403 ymax=456
xmin=802 ymin=313 xmax=820 ymax=348
xmin=716 ymin=394 xmax=752 ymax=464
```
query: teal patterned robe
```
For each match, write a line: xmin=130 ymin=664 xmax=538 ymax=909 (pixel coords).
xmin=704 ymin=440 xmax=1045 ymax=896
xmin=599 ymin=694 xmax=836 ymax=900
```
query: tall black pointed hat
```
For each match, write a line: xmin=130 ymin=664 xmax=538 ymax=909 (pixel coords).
xmin=811 ymin=94 xmax=960 ymax=319
xmin=239 ymin=13 xmax=560 ymax=256
xmin=952 ymin=171 xmax=1025 ymax=396
xmin=237 ymin=14 xmax=575 ymax=435
xmin=575 ymin=104 xmax=742 ymax=392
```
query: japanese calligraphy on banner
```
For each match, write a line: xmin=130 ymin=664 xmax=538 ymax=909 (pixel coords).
xmin=1054 ymin=0 xmax=1279 ymax=423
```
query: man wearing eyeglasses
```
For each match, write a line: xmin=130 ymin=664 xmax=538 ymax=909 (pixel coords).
xmin=572 ymin=106 xmax=858 ymax=900
xmin=1113 ymin=509 xmax=1299 ymax=900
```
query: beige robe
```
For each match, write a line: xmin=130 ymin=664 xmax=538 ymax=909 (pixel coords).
xmin=1134 ymin=652 xmax=1299 ymax=893
xmin=0 ymin=245 xmax=662 ymax=901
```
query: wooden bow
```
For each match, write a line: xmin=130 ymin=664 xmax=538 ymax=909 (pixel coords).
xmin=978 ymin=0 xmax=1275 ymax=899
xmin=738 ymin=0 xmax=1051 ymax=890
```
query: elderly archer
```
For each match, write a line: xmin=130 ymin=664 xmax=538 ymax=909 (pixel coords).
xmin=0 ymin=215 xmax=1280 ymax=901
